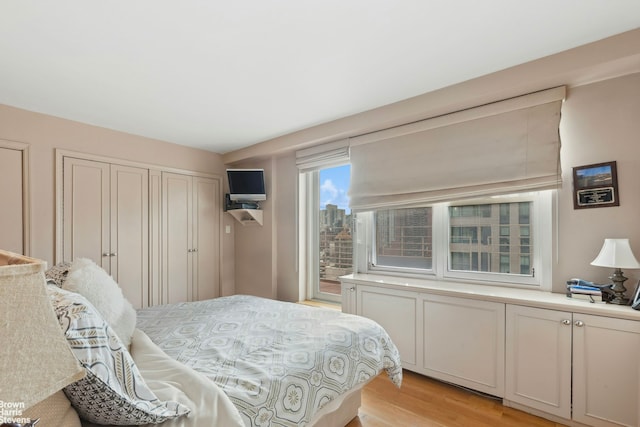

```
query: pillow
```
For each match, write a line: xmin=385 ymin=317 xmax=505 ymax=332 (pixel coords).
xmin=63 ymin=258 xmax=136 ymax=348
xmin=22 ymin=390 xmax=82 ymax=427
xmin=48 ymin=285 xmax=190 ymax=425
xmin=45 ymin=261 xmax=72 ymax=287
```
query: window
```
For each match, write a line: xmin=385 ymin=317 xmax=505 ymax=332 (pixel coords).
xmin=373 ymin=207 xmax=432 ymax=271
xmin=318 ymin=165 xmax=352 ymax=299
xmin=361 ymin=192 xmax=552 ymax=289
xmin=300 ymin=164 xmax=352 ymax=302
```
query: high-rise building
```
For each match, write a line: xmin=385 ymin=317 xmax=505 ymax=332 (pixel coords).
xmin=319 ymin=204 xmax=352 ymax=282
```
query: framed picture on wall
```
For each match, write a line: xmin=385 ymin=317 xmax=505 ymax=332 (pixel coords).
xmin=572 ymin=161 xmax=619 ymax=209
xmin=631 ymin=280 xmax=640 ymax=310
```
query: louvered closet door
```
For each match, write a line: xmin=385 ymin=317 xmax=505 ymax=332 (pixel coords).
xmin=0 ymin=147 xmax=24 ymax=254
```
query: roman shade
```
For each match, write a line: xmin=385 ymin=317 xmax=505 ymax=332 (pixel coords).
xmin=349 ymin=86 xmax=565 ymax=211
xmin=296 ymin=139 xmax=350 ymax=172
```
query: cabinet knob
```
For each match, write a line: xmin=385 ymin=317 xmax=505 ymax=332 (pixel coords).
xmin=561 ymin=319 xmax=571 ymax=325
xmin=102 ymin=252 xmax=109 ymax=257
xmin=188 ymin=249 xmax=193 ymax=253
xmin=574 ymin=320 xmax=585 ymax=327
xmin=110 ymin=252 xmax=117 ymax=257
xmin=349 ymin=287 xmax=355 ymax=292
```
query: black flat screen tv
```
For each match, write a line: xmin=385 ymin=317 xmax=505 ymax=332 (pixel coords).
xmin=227 ymin=169 xmax=266 ymax=201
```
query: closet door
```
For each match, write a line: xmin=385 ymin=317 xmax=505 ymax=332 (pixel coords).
xmin=192 ymin=176 xmax=220 ymax=301
xmin=62 ymin=157 xmax=149 ymax=308
xmin=0 ymin=146 xmax=25 ymax=254
xmin=161 ymin=173 xmax=221 ymax=304
xmin=162 ymin=172 xmax=193 ymax=303
xmin=63 ymin=157 xmax=110 ymax=266
xmin=110 ymin=164 xmax=149 ymax=308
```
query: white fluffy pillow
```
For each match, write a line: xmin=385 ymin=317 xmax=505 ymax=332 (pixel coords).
xmin=63 ymin=258 xmax=136 ymax=348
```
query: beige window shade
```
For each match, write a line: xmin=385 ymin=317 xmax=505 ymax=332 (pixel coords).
xmin=296 ymin=139 xmax=350 ymax=172
xmin=349 ymin=87 xmax=565 ymax=211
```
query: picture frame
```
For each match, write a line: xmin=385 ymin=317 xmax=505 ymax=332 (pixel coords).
xmin=631 ymin=280 xmax=640 ymax=310
xmin=572 ymin=161 xmax=619 ymax=209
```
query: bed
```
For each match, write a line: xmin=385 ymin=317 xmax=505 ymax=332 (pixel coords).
xmin=135 ymin=294 xmax=403 ymax=426
xmin=41 ymin=258 xmax=402 ymax=427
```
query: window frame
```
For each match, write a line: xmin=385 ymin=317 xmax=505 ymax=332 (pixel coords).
xmin=369 ymin=206 xmax=435 ymax=276
xmin=359 ymin=191 xmax=553 ymax=290
xmin=299 ymin=166 xmax=350 ymax=303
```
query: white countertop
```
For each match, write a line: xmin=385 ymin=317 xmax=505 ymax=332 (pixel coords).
xmin=341 ymin=273 xmax=640 ymax=321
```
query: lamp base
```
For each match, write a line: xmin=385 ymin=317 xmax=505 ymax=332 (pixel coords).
xmin=608 ymin=268 xmax=630 ymax=305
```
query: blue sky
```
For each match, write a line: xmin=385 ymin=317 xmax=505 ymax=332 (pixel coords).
xmin=320 ymin=164 xmax=350 ymax=213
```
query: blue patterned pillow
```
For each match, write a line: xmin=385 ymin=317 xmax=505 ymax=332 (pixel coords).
xmin=48 ymin=285 xmax=190 ymax=425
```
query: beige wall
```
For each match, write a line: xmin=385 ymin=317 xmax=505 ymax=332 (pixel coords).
xmin=225 ymin=152 xmax=299 ymax=301
xmin=228 ymin=157 xmax=276 ymax=299
xmin=274 ymin=152 xmax=299 ymax=301
xmin=0 ymin=104 xmax=235 ymax=295
xmin=557 ymin=73 xmax=640 ymax=291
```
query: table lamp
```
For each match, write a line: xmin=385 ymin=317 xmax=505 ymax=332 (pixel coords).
xmin=590 ymin=238 xmax=640 ymax=305
xmin=0 ymin=250 xmax=84 ymax=422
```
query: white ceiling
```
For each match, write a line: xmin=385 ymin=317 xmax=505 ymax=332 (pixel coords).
xmin=1 ymin=1 xmax=639 ymax=154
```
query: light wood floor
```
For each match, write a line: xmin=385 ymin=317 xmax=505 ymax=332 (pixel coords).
xmin=346 ymin=370 xmax=569 ymax=427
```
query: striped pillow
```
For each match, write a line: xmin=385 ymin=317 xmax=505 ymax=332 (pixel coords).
xmin=48 ymin=285 xmax=190 ymax=425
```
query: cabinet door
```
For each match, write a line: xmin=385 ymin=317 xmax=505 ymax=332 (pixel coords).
xmin=162 ymin=172 xmax=193 ymax=304
xmin=192 ymin=176 xmax=220 ymax=301
xmin=110 ymin=164 xmax=149 ymax=309
xmin=63 ymin=157 xmax=110 ymax=266
xmin=357 ymin=285 xmax=418 ymax=369
xmin=340 ymin=281 xmax=357 ymax=314
xmin=0 ymin=146 xmax=24 ymax=254
xmin=422 ymin=294 xmax=505 ymax=397
xmin=573 ymin=314 xmax=640 ymax=427
xmin=505 ymin=305 xmax=572 ymax=418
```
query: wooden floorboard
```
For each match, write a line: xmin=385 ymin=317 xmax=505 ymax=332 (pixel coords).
xmin=346 ymin=370 xmax=569 ymax=427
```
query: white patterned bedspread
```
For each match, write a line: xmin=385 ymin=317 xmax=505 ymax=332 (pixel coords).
xmin=136 ymin=295 xmax=402 ymax=427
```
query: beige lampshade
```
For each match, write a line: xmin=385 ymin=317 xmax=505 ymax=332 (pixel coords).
xmin=0 ymin=250 xmax=85 ymax=410
xmin=590 ymin=238 xmax=640 ymax=269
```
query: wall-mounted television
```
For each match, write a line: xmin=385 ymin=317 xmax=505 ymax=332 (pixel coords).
xmin=227 ymin=169 xmax=266 ymax=201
